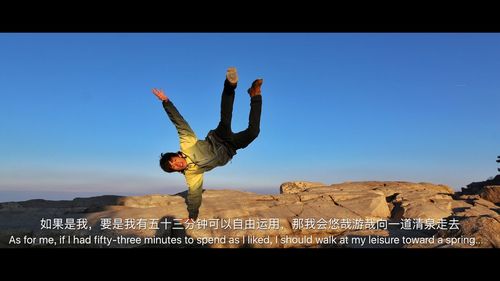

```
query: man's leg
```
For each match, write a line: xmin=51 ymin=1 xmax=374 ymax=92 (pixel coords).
xmin=214 ymin=68 xmax=238 ymax=141
xmin=233 ymin=79 xmax=263 ymax=149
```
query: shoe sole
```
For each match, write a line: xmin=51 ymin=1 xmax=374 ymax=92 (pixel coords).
xmin=226 ymin=67 xmax=238 ymax=84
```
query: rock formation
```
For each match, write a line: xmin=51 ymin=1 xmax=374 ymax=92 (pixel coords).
xmin=1 ymin=180 xmax=498 ymax=248
xmin=460 ymin=175 xmax=500 ymax=205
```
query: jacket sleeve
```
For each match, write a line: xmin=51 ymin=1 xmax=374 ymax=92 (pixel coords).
xmin=184 ymin=171 xmax=204 ymax=219
xmin=162 ymin=100 xmax=197 ymax=148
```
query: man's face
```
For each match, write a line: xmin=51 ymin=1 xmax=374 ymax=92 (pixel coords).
xmin=168 ymin=155 xmax=187 ymax=171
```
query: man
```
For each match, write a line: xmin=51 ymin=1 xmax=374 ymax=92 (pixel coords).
xmin=152 ymin=67 xmax=263 ymax=221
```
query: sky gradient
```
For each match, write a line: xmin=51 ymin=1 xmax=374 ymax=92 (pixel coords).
xmin=1 ymin=33 xmax=499 ymax=201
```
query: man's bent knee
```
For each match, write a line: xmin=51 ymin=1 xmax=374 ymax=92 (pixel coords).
xmin=248 ymin=128 xmax=260 ymax=140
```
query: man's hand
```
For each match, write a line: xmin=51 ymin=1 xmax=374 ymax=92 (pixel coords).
xmin=152 ymin=88 xmax=168 ymax=102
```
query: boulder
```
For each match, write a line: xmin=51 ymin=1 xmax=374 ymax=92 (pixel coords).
xmin=280 ymin=181 xmax=325 ymax=194
xmin=479 ymin=186 xmax=500 ymax=204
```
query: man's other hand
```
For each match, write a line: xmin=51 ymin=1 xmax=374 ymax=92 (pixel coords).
xmin=152 ymin=88 xmax=168 ymax=102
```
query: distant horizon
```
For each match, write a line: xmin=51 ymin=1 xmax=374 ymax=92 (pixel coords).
xmin=2 ymin=174 xmax=498 ymax=203
xmin=0 ymin=186 xmax=280 ymax=203
xmin=1 ymin=164 xmax=497 ymax=202
xmin=1 ymin=33 xmax=499 ymax=202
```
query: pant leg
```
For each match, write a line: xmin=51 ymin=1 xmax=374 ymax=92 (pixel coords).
xmin=213 ymin=80 xmax=236 ymax=141
xmin=232 ymin=95 xmax=262 ymax=149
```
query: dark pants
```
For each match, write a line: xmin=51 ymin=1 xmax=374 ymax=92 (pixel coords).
xmin=188 ymin=80 xmax=262 ymax=220
xmin=214 ymin=80 xmax=262 ymax=150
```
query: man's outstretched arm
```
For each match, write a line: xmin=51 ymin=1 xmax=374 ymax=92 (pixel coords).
xmin=184 ymin=171 xmax=204 ymax=220
xmin=152 ymin=88 xmax=197 ymax=146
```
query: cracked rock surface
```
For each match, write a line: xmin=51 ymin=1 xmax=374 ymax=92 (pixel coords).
xmin=1 ymin=181 xmax=498 ymax=248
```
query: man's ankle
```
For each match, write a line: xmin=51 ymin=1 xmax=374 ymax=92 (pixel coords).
xmin=250 ymin=94 xmax=262 ymax=101
xmin=225 ymin=79 xmax=237 ymax=88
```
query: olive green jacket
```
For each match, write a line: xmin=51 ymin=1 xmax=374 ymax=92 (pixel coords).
xmin=162 ymin=100 xmax=235 ymax=218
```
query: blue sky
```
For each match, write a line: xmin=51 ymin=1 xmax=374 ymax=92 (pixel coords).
xmin=0 ymin=33 xmax=499 ymax=201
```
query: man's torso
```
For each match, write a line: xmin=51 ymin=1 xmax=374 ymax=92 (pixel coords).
xmin=182 ymin=131 xmax=236 ymax=173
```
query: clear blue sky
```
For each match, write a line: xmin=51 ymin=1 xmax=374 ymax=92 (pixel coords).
xmin=1 ymin=33 xmax=499 ymax=201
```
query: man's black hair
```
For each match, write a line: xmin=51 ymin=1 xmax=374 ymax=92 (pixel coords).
xmin=159 ymin=152 xmax=180 ymax=173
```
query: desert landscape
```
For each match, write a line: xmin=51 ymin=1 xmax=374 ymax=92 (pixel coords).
xmin=1 ymin=176 xmax=498 ymax=248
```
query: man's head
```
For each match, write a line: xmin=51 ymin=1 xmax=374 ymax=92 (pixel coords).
xmin=159 ymin=152 xmax=188 ymax=173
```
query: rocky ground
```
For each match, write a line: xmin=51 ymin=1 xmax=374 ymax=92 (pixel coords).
xmin=0 ymin=180 xmax=498 ymax=248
